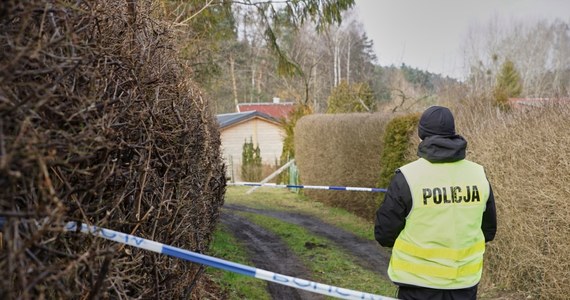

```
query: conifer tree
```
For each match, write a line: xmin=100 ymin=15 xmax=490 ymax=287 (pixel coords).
xmin=241 ymin=138 xmax=262 ymax=181
xmin=493 ymin=60 xmax=523 ymax=111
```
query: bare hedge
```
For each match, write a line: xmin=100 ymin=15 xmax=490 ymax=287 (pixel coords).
xmin=0 ymin=1 xmax=225 ymax=299
xmin=295 ymin=113 xmax=390 ymax=219
xmin=455 ymin=104 xmax=570 ymax=300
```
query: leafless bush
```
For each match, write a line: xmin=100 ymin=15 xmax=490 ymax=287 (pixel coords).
xmin=0 ymin=1 xmax=225 ymax=299
xmin=455 ymin=101 xmax=570 ymax=299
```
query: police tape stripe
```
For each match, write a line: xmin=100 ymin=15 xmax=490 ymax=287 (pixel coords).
xmin=229 ymin=182 xmax=388 ymax=193
xmin=63 ymin=221 xmax=397 ymax=300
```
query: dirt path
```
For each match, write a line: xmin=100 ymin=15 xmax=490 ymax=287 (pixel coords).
xmin=220 ymin=204 xmax=391 ymax=299
xmin=220 ymin=212 xmax=325 ymax=300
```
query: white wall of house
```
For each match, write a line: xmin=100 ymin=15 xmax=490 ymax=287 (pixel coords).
xmin=220 ymin=117 xmax=284 ymax=181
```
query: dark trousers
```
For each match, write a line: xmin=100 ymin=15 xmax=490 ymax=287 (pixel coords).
xmin=397 ymin=284 xmax=478 ymax=300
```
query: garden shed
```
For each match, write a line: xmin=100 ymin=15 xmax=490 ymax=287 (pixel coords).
xmin=217 ymin=110 xmax=285 ymax=181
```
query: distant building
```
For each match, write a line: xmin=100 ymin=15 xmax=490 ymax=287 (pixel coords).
xmin=236 ymin=97 xmax=295 ymax=120
xmin=216 ymin=110 xmax=285 ymax=181
xmin=509 ymin=97 xmax=570 ymax=110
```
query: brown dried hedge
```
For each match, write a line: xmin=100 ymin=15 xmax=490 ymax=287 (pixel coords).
xmin=0 ymin=1 xmax=225 ymax=299
xmin=455 ymin=104 xmax=570 ymax=300
xmin=295 ymin=113 xmax=390 ymax=220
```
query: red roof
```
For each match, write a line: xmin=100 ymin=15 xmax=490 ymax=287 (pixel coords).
xmin=237 ymin=102 xmax=295 ymax=120
xmin=509 ymin=98 xmax=570 ymax=109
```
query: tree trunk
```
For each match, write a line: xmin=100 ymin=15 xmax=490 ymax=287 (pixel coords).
xmin=229 ymin=54 xmax=239 ymax=110
xmin=333 ymin=41 xmax=338 ymax=87
xmin=346 ymin=34 xmax=351 ymax=83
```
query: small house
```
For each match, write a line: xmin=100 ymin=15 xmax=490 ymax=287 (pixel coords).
xmin=217 ymin=110 xmax=285 ymax=181
xmin=236 ymin=98 xmax=295 ymax=120
xmin=509 ymin=97 xmax=570 ymax=111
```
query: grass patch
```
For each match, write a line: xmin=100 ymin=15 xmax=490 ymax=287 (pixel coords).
xmin=238 ymin=211 xmax=398 ymax=298
xmin=206 ymin=226 xmax=270 ymax=300
xmin=225 ymin=186 xmax=374 ymax=240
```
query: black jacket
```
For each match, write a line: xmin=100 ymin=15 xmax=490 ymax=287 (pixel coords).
xmin=375 ymin=135 xmax=497 ymax=248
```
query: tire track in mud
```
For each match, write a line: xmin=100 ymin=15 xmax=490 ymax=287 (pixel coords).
xmin=220 ymin=212 xmax=325 ymax=300
xmin=220 ymin=204 xmax=391 ymax=299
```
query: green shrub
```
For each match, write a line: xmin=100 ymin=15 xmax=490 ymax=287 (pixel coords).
xmin=377 ymin=113 xmax=421 ymax=190
xmin=277 ymin=104 xmax=312 ymax=184
xmin=327 ymin=80 xmax=376 ymax=113
xmin=241 ymin=138 xmax=262 ymax=181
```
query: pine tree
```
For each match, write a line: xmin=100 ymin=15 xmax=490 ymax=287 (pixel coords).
xmin=493 ymin=60 xmax=523 ymax=111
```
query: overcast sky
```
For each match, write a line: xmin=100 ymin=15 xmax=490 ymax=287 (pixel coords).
xmin=354 ymin=0 xmax=570 ymax=79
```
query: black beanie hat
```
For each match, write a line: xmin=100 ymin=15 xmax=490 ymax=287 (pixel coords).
xmin=418 ymin=106 xmax=456 ymax=139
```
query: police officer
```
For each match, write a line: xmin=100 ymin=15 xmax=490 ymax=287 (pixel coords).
xmin=375 ymin=106 xmax=497 ymax=300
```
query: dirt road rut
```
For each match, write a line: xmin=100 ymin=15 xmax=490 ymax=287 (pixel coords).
xmin=220 ymin=204 xmax=391 ymax=300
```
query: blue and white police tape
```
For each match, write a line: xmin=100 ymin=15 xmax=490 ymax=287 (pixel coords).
xmin=61 ymin=221 xmax=396 ymax=300
xmin=229 ymin=182 xmax=388 ymax=193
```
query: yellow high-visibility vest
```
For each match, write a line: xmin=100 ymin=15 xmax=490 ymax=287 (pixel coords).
xmin=388 ymin=158 xmax=490 ymax=289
